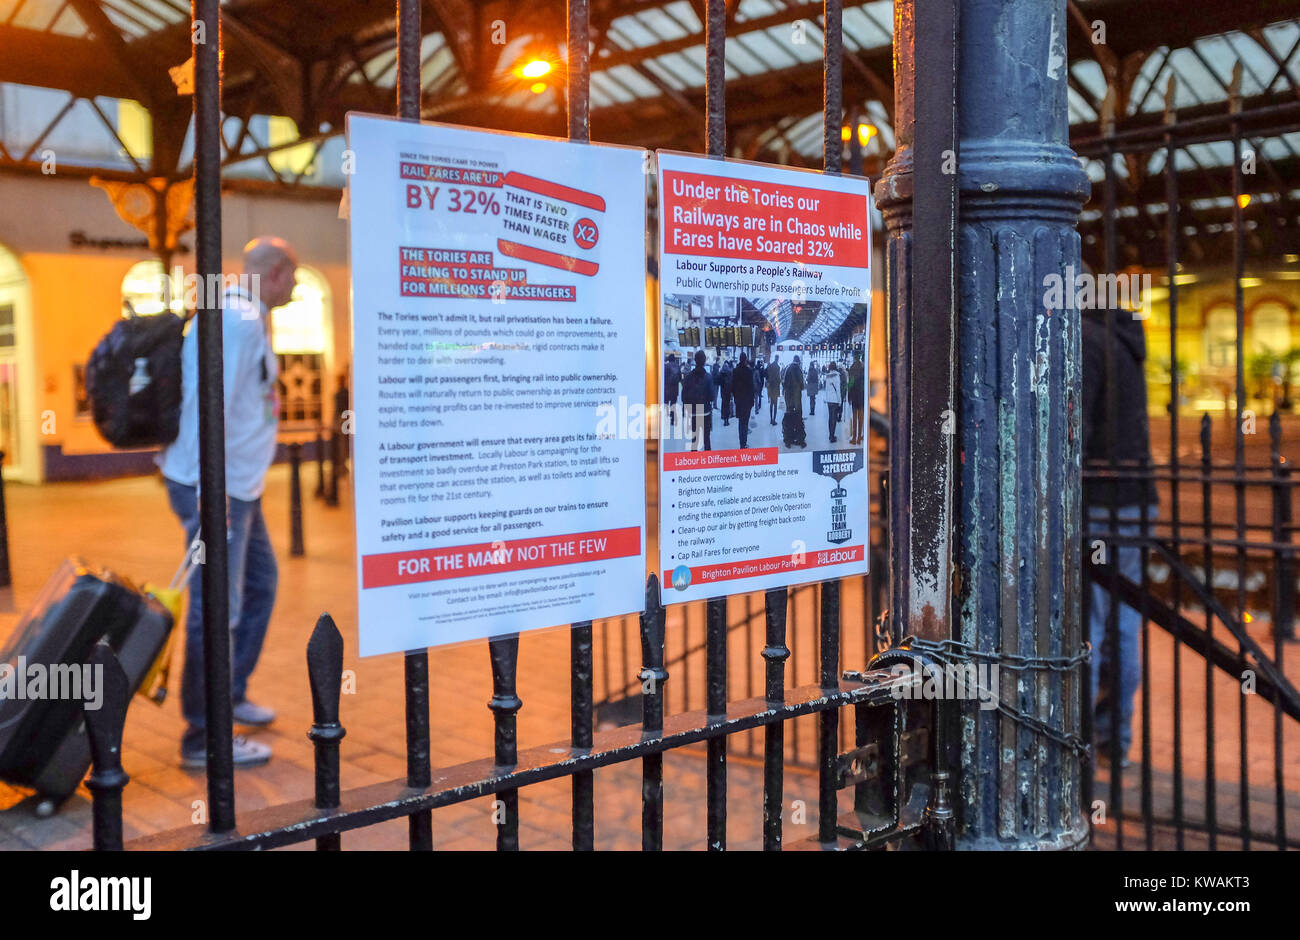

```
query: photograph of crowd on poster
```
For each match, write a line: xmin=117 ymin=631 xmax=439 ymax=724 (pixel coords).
xmin=657 ymin=152 xmax=871 ymax=604
xmin=661 ymin=292 xmax=866 ymax=456
xmin=347 ymin=115 xmax=648 ymax=655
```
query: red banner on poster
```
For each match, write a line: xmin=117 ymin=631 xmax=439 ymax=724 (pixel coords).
xmin=660 ymin=169 xmax=869 ymax=268
xmin=363 ymin=526 xmax=641 ymax=588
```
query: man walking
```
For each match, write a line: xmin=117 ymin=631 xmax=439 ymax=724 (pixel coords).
xmin=718 ymin=356 xmax=733 ymax=427
xmin=732 ymin=353 xmax=755 ymax=449
xmin=663 ymin=353 xmax=681 ymax=428
xmin=1082 ymin=304 xmax=1158 ymax=767
xmin=847 ymin=349 xmax=866 ymax=445
xmin=766 ymin=355 xmax=782 ymax=425
xmin=680 ymin=349 xmax=715 ymax=451
xmin=160 ymin=235 xmax=298 ymax=770
xmin=806 ymin=358 xmax=820 ymax=416
xmin=782 ymin=354 xmax=807 ymax=448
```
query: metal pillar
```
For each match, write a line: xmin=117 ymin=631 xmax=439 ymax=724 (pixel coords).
xmin=703 ymin=0 xmax=728 ymax=853
xmin=288 ymin=441 xmax=305 ymax=557
xmin=875 ymin=0 xmax=1090 ymax=849
xmin=0 ymin=450 xmax=11 ymax=588
xmin=396 ymin=0 xmax=434 ymax=853
xmin=192 ymin=0 xmax=236 ymax=833
xmin=566 ymin=0 xmax=596 ymax=853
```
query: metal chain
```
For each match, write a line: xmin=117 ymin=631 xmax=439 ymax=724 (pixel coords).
xmin=883 ymin=635 xmax=1094 ymax=755
xmin=900 ymin=635 xmax=1092 ymax=672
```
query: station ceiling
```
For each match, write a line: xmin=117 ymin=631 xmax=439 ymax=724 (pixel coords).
xmin=2 ymin=0 xmax=1300 ymax=265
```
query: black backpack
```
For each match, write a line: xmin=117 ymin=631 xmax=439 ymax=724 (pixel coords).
xmin=85 ymin=307 xmax=189 ymax=448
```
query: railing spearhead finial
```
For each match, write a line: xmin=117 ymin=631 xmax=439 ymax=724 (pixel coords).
xmin=85 ymin=640 xmax=130 ymax=851
xmin=307 ymin=612 xmax=344 ymax=728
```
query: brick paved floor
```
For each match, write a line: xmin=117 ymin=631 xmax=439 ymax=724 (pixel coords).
xmin=0 ymin=462 xmax=855 ymax=850
xmin=0 ymin=460 xmax=1296 ymax=850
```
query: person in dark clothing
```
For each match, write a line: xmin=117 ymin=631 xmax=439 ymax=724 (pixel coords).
xmin=806 ymin=360 xmax=819 ymax=416
xmin=333 ymin=370 xmax=351 ymax=478
xmin=1082 ymin=306 xmax=1158 ymax=767
xmin=718 ymin=358 xmax=734 ymax=426
xmin=847 ymin=350 xmax=866 ymax=444
xmin=731 ymin=353 xmax=755 ymax=449
xmin=710 ymin=355 xmax=721 ymax=410
xmin=663 ymin=354 xmax=681 ymax=428
xmin=753 ymin=358 xmax=765 ymax=409
xmin=782 ymin=354 xmax=807 ymax=447
xmin=766 ymin=356 xmax=782 ymax=425
xmin=680 ymin=349 xmax=714 ymax=451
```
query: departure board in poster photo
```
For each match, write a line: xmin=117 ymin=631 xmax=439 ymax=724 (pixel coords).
xmin=347 ymin=114 xmax=648 ymax=656
xmin=657 ymin=151 xmax=871 ymax=603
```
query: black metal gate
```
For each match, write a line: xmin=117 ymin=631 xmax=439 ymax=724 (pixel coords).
xmin=81 ymin=0 xmax=954 ymax=853
xmin=79 ymin=0 xmax=1300 ymax=856
xmin=1079 ymin=73 xmax=1300 ymax=849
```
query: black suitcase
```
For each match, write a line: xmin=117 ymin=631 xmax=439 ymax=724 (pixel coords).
xmin=782 ymin=410 xmax=806 ymax=447
xmin=0 ymin=558 xmax=172 ymax=815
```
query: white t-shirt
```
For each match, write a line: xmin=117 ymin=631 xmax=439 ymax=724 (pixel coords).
xmin=158 ymin=288 xmax=279 ymax=501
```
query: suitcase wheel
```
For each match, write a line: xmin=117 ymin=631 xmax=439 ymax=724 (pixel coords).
xmin=34 ymin=796 xmax=62 ymax=818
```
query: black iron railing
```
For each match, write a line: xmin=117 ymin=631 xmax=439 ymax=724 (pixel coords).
xmin=71 ymin=0 xmax=1300 ymax=854
xmin=1082 ymin=420 xmax=1300 ymax=851
xmin=86 ymin=577 xmax=947 ymax=851
xmin=1081 ymin=68 xmax=1300 ymax=850
xmin=77 ymin=0 xmax=952 ymax=853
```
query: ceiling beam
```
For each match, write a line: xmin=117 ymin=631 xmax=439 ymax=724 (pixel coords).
xmin=0 ymin=26 xmax=136 ymax=98
xmin=596 ymin=0 xmax=878 ymax=69
xmin=64 ymin=0 xmax=175 ymax=106
xmin=1067 ymin=0 xmax=1300 ymax=59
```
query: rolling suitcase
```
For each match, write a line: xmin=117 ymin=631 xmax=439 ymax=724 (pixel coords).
xmin=782 ymin=410 xmax=806 ymax=448
xmin=0 ymin=557 xmax=174 ymax=815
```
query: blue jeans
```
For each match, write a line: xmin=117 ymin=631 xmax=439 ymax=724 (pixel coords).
xmin=1087 ymin=503 xmax=1156 ymax=752
xmin=165 ymin=478 xmax=278 ymax=750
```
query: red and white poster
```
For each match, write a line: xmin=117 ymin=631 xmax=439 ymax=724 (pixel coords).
xmin=656 ymin=151 xmax=871 ymax=603
xmin=347 ymin=114 xmax=647 ymax=655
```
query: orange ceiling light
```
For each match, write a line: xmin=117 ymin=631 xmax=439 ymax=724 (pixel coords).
xmin=841 ymin=123 xmax=879 ymax=145
xmin=520 ymin=59 xmax=552 ymax=79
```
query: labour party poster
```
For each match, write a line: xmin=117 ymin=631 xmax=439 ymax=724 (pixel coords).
xmin=347 ymin=114 xmax=647 ymax=656
xmin=657 ymin=151 xmax=871 ymax=603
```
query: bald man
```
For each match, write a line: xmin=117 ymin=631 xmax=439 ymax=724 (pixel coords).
xmin=159 ymin=236 xmax=299 ymax=769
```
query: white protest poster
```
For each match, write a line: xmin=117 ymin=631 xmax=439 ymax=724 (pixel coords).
xmin=657 ymin=151 xmax=871 ymax=603
xmin=346 ymin=114 xmax=647 ymax=656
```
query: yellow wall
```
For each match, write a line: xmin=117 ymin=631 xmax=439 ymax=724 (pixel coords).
xmin=22 ymin=253 xmax=137 ymax=458
xmin=0 ymin=170 xmax=352 ymax=480
xmin=18 ymin=252 xmax=351 ymax=462
xmin=1140 ymin=271 xmax=1300 ymax=414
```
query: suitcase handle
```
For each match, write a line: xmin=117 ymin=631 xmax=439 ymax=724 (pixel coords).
xmin=168 ymin=540 xmax=201 ymax=592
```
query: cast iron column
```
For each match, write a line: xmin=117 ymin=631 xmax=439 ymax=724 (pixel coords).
xmin=192 ymin=0 xmax=236 ymax=833
xmin=875 ymin=0 xmax=1090 ymax=849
